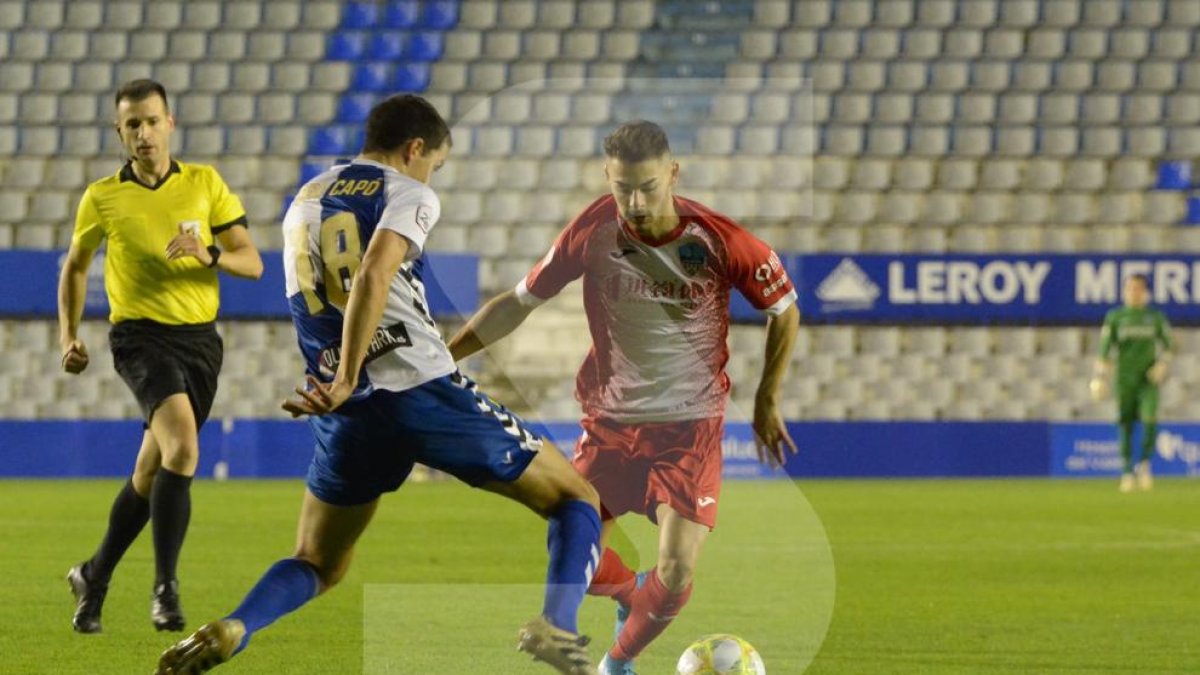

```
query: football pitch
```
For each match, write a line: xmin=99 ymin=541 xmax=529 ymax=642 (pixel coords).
xmin=2 ymin=478 xmax=1197 ymax=674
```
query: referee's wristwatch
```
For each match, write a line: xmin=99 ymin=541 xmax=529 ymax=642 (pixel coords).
xmin=206 ymin=245 xmax=221 ymax=268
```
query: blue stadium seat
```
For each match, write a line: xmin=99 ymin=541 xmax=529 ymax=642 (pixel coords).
xmin=336 ymin=93 xmax=377 ymax=123
xmin=657 ymin=125 xmax=697 ymax=154
xmin=326 ymin=31 xmax=367 ymax=61
xmin=369 ymin=32 xmax=410 ymax=60
xmin=641 ymin=31 xmax=740 ymax=63
xmin=280 ymin=194 xmax=295 ymax=221
xmin=393 ymin=63 xmax=431 ymax=92
xmin=341 ymin=2 xmax=378 ymax=30
xmin=351 ymin=62 xmax=392 ymax=91
xmin=612 ymin=92 xmax=710 ymax=124
xmin=310 ymin=126 xmax=356 ymax=156
xmin=299 ymin=160 xmax=327 ymax=185
xmin=630 ymin=61 xmax=725 ymax=79
xmin=421 ymin=1 xmax=459 ymax=29
xmin=408 ymin=31 xmax=445 ymax=61
xmin=384 ymin=1 xmax=420 ymax=28
xmin=1186 ymin=196 xmax=1200 ymax=225
xmin=1157 ymin=160 xmax=1193 ymax=190
xmin=658 ymin=0 xmax=753 ymax=29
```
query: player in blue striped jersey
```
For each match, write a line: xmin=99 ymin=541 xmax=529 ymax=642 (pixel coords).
xmin=156 ymin=95 xmax=601 ymax=675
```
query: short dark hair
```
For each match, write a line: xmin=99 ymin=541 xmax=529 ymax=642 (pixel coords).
xmin=115 ymin=79 xmax=169 ymax=110
xmin=363 ymin=94 xmax=451 ymax=154
xmin=1128 ymin=273 xmax=1150 ymax=287
xmin=604 ymin=120 xmax=671 ymax=163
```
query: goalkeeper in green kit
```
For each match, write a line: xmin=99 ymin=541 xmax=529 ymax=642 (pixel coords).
xmin=1090 ymin=274 xmax=1172 ymax=492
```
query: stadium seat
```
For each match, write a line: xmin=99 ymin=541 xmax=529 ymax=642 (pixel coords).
xmin=872 ymin=93 xmax=912 ymax=123
xmin=892 ymin=157 xmax=935 ymax=190
xmin=309 ymin=126 xmax=353 ymax=156
xmin=393 ymin=63 xmax=431 ymax=92
xmin=1011 ymin=61 xmax=1052 ymax=91
xmin=384 ymin=0 xmax=420 ymax=28
xmin=88 ymin=31 xmax=127 ymax=60
xmin=59 ymin=127 xmax=100 ymax=157
xmin=422 ymin=1 xmax=460 ymax=29
xmin=878 ymin=192 xmax=921 ymax=224
xmin=231 ymin=63 xmax=271 ymax=92
xmin=326 ymin=31 xmax=366 ymax=61
xmin=301 ymin=3 xmax=340 ymax=30
xmin=335 ymin=93 xmax=375 ymax=124
xmin=1123 ymin=93 xmax=1164 ymax=123
xmin=949 ymin=126 xmax=992 ymax=156
xmin=915 ymin=93 xmax=954 ymax=123
xmin=351 ymin=62 xmax=391 ymax=92
xmin=408 ymin=31 xmax=445 ymax=61
xmin=208 ymin=32 xmax=248 ymax=61
xmin=341 ymin=2 xmax=378 ymax=30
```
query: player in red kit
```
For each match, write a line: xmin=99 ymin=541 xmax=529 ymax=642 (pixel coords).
xmin=450 ymin=121 xmax=799 ymax=674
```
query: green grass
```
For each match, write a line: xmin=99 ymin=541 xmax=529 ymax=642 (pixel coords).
xmin=2 ymin=478 xmax=1198 ymax=673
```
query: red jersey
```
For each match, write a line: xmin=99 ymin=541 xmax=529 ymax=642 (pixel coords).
xmin=515 ymin=195 xmax=796 ymax=423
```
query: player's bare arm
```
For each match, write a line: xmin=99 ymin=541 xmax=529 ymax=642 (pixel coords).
xmin=166 ymin=224 xmax=264 ymax=280
xmin=753 ymin=303 xmax=800 ymax=467
xmin=448 ymin=289 xmax=536 ymax=361
xmin=57 ymin=241 xmax=99 ymax=374
xmin=282 ymin=230 xmax=410 ymax=417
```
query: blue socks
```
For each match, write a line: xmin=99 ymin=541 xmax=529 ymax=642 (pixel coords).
xmin=543 ymin=500 xmax=602 ymax=633
xmin=222 ymin=502 xmax=599 ymax=653
xmin=226 ymin=558 xmax=321 ymax=654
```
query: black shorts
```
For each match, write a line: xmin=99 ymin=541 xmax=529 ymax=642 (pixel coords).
xmin=110 ymin=320 xmax=223 ymax=428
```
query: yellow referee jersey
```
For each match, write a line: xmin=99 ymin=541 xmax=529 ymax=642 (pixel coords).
xmin=72 ymin=160 xmax=247 ymax=325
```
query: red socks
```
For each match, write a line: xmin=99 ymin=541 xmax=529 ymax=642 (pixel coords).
xmin=587 ymin=548 xmax=637 ymax=603
xmin=611 ymin=568 xmax=693 ymax=661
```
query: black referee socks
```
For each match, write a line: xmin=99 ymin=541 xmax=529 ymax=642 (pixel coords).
xmin=86 ymin=478 xmax=151 ymax=584
xmin=150 ymin=468 xmax=193 ymax=585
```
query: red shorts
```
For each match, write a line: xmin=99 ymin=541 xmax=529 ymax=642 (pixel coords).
xmin=573 ymin=415 xmax=724 ymax=529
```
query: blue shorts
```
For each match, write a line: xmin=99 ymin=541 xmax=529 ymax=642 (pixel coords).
xmin=306 ymin=371 xmax=542 ymax=506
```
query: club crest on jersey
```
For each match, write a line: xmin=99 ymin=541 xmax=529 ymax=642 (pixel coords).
xmin=678 ymin=242 xmax=707 ymax=276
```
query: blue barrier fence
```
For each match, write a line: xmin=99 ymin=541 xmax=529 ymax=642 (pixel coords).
xmin=23 ymin=250 xmax=1200 ymax=325
xmin=5 ymin=419 xmax=1193 ymax=480
xmin=0 ymin=250 xmax=479 ymax=320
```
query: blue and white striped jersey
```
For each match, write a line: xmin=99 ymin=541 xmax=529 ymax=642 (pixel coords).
xmin=282 ymin=158 xmax=455 ymax=397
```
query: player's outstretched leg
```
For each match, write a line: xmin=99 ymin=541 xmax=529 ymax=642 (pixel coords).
xmin=585 ymin=538 xmax=645 ymax=641
xmin=484 ymin=440 xmax=602 ymax=675
xmin=155 ymin=492 xmax=376 ymax=674
xmin=67 ymin=431 xmax=159 ymax=633
xmin=602 ymin=506 xmax=707 ymax=674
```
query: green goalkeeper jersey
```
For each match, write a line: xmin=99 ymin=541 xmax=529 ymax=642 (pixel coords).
xmin=1099 ymin=306 xmax=1172 ymax=385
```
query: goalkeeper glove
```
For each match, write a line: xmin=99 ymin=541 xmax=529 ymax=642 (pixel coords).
xmin=1148 ymin=360 xmax=1168 ymax=385
xmin=1089 ymin=376 xmax=1110 ymax=402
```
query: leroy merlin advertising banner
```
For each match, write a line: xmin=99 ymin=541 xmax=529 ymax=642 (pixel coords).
xmin=792 ymin=254 xmax=1200 ymax=324
xmin=1050 ymin=422 xmax=1200 ymax=477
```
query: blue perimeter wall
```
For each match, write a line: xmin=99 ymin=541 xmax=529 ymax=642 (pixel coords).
xmin=8 ymin=419 xmax=1198 ymax=480
xmin=6 ymin=420 xmax=1198 ymax=480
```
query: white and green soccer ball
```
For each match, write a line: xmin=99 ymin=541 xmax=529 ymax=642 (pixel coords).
xmin=676 ymin=634 xmax=766 ymax=675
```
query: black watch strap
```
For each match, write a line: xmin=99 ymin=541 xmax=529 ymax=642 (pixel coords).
xmin=206 ymin=245 xmax=221 ymax=268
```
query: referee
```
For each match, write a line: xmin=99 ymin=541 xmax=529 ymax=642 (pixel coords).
xmin=57 ymin=79 xmax=263 ymax=634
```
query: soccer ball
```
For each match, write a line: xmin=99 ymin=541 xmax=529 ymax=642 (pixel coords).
xmin=676 ymin=634 xmax=766 ymax=675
